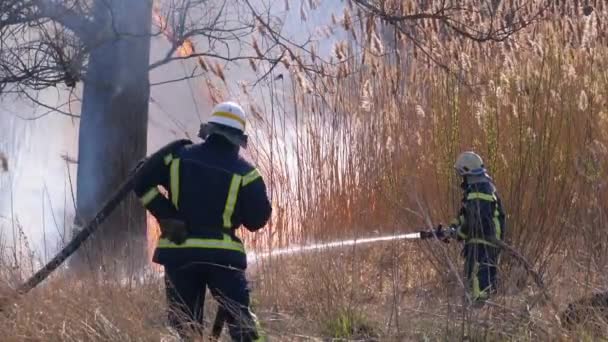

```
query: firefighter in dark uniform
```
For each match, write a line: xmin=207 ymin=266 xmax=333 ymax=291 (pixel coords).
xmin=451 ymin=151 xmax=506 ymax=305
xmin=134 ymin=101 xmax=271 ymax=341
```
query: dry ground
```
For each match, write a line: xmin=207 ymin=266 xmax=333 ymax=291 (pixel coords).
xmin=1 ymin=241 xmax=606 ymax=341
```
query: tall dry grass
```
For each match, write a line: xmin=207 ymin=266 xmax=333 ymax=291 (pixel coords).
xmin=1 ymin=0 xmax=607 ymax=340
xmin=243 ymin=0 xmax=608 ymax=339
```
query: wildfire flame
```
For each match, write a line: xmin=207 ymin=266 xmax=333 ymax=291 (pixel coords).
xmin=144 ymin=3 xmax=206 ymax=271
xmin=152 ymin=4 xmax=196 ymax=58
xmin=177 ymin=39 xmax=195 ymax=58
xmin=146 ymin=213 xmax=163 ymax=271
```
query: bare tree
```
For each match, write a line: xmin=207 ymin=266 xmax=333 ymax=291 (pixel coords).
xmin=0 ymin=0 xmax=307 ymax=273
xmin=0 ymin=0 xmax=548 ymax=274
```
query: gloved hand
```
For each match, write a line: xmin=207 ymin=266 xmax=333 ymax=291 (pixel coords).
xmin=158 ymin=219 xmax=189 ymax=245
xmin=435 ymin=224 xmax=452 ymax=243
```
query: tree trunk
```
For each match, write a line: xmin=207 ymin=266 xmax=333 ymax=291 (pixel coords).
xmin=74 ymin=0 xmax=152 ymax=275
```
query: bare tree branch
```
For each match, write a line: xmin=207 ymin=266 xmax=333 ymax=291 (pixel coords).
xmin=0 ymin=0 xmax=330 ymax=117
xmin=351 ymin=0 xmax=549 ymax=43
xmin=18 ymin=89 xmax=80 ymax=119
xmin=33 ymin=0 xmax=96 ymax=41
xmin=1 ymin=0 xmax=95 ymax=41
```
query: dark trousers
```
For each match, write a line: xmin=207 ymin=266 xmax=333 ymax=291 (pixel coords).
xmin=464 ymin=243 xmax=499 ymax=301
xmin=164 ymin=263 xmax=260 ymax=341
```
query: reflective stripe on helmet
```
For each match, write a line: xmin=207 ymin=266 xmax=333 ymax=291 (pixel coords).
xmin=212 ymin=111 xmax=246 ymax=129
xmin=208 ymin=101 xmax=247 ymax=132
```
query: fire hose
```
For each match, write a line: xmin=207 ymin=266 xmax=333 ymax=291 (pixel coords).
xmin=2 ymin=139 xmax=191 ymax=299
xmin=2 ymin=141 xmax=549 ymax=338
xmin=1 ymin=139 xmax=231 ymax=340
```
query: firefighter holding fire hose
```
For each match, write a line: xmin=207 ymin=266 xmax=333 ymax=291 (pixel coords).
xmin=448 ymin=151 xmax=507 ymax=305
xmin=134 ymin=101 xmax=271 ymax=341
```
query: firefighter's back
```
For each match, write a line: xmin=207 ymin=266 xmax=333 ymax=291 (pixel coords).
xmin=153 ymin=135 xmax=270 ymax=270
xmin=464 ymin=181 xmax=505 ymax=241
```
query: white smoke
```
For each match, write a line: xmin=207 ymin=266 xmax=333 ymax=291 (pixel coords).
xmin=0 ymin=0 xmax=346 ymax=259
xmin=0 ymin=90 xmax=78 ymax=258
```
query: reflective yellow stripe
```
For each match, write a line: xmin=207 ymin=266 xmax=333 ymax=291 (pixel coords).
xmin=472 ymin=262 xmax=481 ymax=299
xmin=471 ymin=262 xmax=489 ymax=300
xmin=157 ymin=235 xmax=245 ymax=253
xmin=467 ymin=192 xmax=497 ymax=202
xmin=213 ymin=111 xmax=246 ymax=128
xmin=242 ymin=169 xmax=261 ymax=186
xmin=140 ymin=187 xmax=160 ymax=206
xmin=170 ymin=159 xmax=180 ymax=208
xmin=223 ymin=174 xmax=242 ymax=228
xmin=493 ymin=209 xmax=502 ymax=240
xmin=164 ymin=153 xmax=173 ymax=165
xmin=459 ymin=214 xmax=465 ymax=225
xmin=467 ymin=238 xmax=497 ymax=247
xmin=251 ymin=311 xmax=266 ymax=342
xmin=458 ymin=230 xmax=468 ymax=239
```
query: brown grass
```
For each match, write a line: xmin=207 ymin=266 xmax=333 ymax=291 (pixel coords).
xmin=1 ymin=0 xmax=608 ymax=340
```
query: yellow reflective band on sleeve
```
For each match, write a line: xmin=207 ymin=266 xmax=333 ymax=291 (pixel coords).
xmin=467 ymin=192 xmax=497 ymax=202
xmin=459 ymin=214 xmax=465 ymax=225
xmin=170 ymin=159 xmax=180 ymax=208
xmin=140 ymin=187 xmax=160 ymax=206
xmin=157 ymin=235 xmax=245 ymax=253
xmin=494 ymin=209 xmax=502 ymax=240
xmin=458 ymin=230 xmax=468 ymax=239
xmin=223 ymin=174 xmax=242 ymax=228
xmin=164 ymin=153 xmax=173 ymax=165
xmin=242 ymin=169 xmax=261 ymax=186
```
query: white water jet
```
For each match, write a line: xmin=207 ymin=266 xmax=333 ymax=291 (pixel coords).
xmin=248 ymin=232 xmax=423 ymax=261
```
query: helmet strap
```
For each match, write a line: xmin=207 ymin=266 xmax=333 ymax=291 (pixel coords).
xmin=198 ymin=123 xmax=248 ymax=149
xmin=460 ymin=177 xmax=468 ymax=190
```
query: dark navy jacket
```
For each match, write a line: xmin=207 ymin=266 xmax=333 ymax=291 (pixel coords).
xmin=134 ymin=136 xmax=272 ymax=269
xmin=455 ymin=181 xmax=506 ymax=244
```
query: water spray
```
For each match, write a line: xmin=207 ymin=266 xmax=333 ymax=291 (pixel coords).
xmin=247 ymin=226 xmax=455 ymax=261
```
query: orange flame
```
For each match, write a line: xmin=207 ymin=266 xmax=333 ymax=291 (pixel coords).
xmin=152 ymin=4 xmax=196 ymax=58
xmin=146 ymin=213 xmax=163 ymax=271
xmin=177 ymin=39 xmax=195 ymax=58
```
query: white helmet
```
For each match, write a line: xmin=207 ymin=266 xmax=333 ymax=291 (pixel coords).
xmin=208 ymin=101 xmax=246 ymax=132
xmin=454 ymin=151 xmax=486 ymax=176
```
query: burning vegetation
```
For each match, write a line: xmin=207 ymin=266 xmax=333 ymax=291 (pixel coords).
xmin=0 ymin=0 xmax=607 ymax=340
